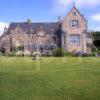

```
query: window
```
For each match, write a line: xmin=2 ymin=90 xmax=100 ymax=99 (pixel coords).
xmin=16 ymin=41 xmax=19 ymax=46
xmin=70 ymin=34 xmax=80 ymax=45
xmin=54 ymin=37 xmax=56 ymax=42
xmin=30 ymin=40 xmax=32 ymax=44
xmin=40 ymin=40 xmax=43 ymax=44
xmin=63 ymin=35 xmax=66 ymax=45
xmin=71 ymin=20 xmax=78 ymax=28
xmin=10 ymin=47 xmax=13 ymax=52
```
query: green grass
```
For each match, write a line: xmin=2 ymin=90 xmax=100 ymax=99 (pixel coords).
xmin=0 ymin=57 xmax=100 ymax=100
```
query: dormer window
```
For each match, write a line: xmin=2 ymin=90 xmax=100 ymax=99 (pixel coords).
xmin=71 ymin=20 xmax=78 ymax=28
xmin=37 ymin=31 xmax=46 ymax=37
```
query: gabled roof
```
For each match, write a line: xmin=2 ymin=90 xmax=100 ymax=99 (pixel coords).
xmin=7 ymin=22 xmax=60 ymax=34
xmin=63 ymin=4 xmax=87 ymax=22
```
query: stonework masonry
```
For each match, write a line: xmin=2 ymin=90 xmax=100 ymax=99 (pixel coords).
xmin=0 ymin=5 xmax=92 ymax=54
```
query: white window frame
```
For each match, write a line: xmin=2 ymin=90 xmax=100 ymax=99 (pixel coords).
xmin=71 ymin=20 xmax=78 ymax=28
xmin=70 ymin=34 xmax=80 ymax=46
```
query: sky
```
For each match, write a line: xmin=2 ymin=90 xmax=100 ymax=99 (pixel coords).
xmin=0 ymin=0 xmax=100 ymax=35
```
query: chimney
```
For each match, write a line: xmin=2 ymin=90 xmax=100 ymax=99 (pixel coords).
xmin=27 ymin=19 xmax=32 ymax=24
xmin=58 ymin=16 xmax=61 ymax=23
xmin=4 ymin=26 xmax=8 ymax=33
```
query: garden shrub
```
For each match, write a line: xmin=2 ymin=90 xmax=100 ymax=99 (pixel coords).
xmin=53 ymin=48 xmax=65 ymax=57
xmin=0 ymin=52 xmax=4 ymax=56
xmin=65 ymin=51 xmax=72 ymax=57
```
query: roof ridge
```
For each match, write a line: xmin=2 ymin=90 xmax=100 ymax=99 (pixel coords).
xmin=11 ymin=22 xmax=58 ymax=24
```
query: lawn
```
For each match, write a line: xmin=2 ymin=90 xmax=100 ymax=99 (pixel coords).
xmin=0 ymin=57 xmax=100 ymax=100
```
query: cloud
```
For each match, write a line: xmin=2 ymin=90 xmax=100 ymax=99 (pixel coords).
xmin=55 ymin=0 xmax=73 ymax=11
xmin=47 ymin=0 xmax=73 ymax=15
xmin=48 ymin=0 xmax=100 ymax=15
xmin=0 ymin=22 xmax=9 ymax=36
xmin=92 ymin=14 xmax=100 ymax=21
xmin=76 ymin=0 xmax=100 ymax=7
xmin=56 ymin=0 xmax=100 ymax=8
xmin=54 ymin=0 xmax=73 ymax=9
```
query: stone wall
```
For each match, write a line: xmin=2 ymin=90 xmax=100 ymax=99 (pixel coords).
xmin=62 ymin=6 xmax=91 ymax=53
xmin=0 ymin=26 xmax=58 ymax=54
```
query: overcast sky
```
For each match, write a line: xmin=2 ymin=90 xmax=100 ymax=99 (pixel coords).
xmin=0 ymin=0 xmax=100 ymax=35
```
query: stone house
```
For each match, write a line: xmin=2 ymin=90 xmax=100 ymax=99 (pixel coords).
xmin=0 ymin=5 xmax=92 ymax=55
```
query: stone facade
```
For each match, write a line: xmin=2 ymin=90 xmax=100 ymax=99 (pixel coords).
xmin=62 ymin=6 xmax=92 ymax=53
xmin=0 ymin=5 xmax=92 ymax=54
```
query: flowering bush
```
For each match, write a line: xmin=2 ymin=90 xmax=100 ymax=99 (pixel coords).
xmin=16 ymin=51 xmax=24 ymax=56
xmin=32 ymin=51 xmax=40 ymax=56
xmin=24 ymin=50 xmax=31 ymax=56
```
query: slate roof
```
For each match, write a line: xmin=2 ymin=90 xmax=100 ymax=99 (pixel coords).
xmin=7 ymin=22 xmax=60 ymax=34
